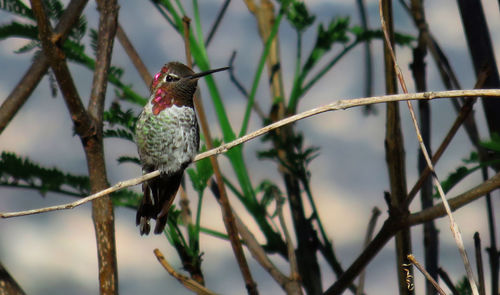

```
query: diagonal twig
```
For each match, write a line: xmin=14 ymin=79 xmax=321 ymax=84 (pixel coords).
xmin=438 ymin=267 xmax=460 ymax=295
xmin=474 ymin=232 xmax=486 ymax=295
xmin=324 ymin=170 xmax=500 ymax=295
xmin=154 ymin=249 xmax=217 ymax=295
xmin=405 ymin=69 xmax=489 ymax=206
xmin=116 ymin=24 xmax=151 ymax=85
xmin=356 ymin=207 xmax=381 ymax=295
xmin=407 ymin=254 xmax=446 ymax=295
xmin=0 ymin=0 xmax=89 ymax=134
xmin=378 ymin=1 xmax=479 ymax=294
xmin=30 ymin=0 xmax=93 ymax=138
xmin=1 ymin=89 xmax=500 ymax=219
xmin=205 ymin=0 xmax=231 ymax=47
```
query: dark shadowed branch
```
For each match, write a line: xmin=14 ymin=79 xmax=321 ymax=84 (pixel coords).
xmin=0 ymin=0 xmax=89 ymax=134
xmin=86 ymin=0 xmax=120 ymax=293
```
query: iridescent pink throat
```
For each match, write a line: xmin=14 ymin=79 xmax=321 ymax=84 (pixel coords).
xmin=151 ymin=67 xmax=173 ymax=115
xmin=151 ymin=87 xmax=173 ymax=115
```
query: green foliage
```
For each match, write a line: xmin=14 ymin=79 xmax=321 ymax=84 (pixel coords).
xmin=436 ymin=135 xmax=500 ymax=198
xmin=0 ymin=151 xmax=89 ymax=196
xmin=350 ymin=26 xmax=415 ymax=45
xmin=0 ymin=0 xmax=86 ymax=49
xmin=187 ymin=146 xmax=214 ymax=194
xmin=302 ymin=17 xmax=350 ymax=76
xmin=1 ymin=1 xmax=422 ymax=289
xmin=163 ymin=206 xmax=204 ymax=274
xmin=0 ymin=0 xmax=34 ymax=19
xmin=0 ymin=0 xmax=145 ymax=106
xmin=14 ymin=40 xmax=39 ymax=54
xmin=0 ymin=22 xmax=38 ymax=41
xmin=479 ymin=132 xmax=500 ymax=152
xmin=0 ymin=151 xmax=141 ymax=208
xmin=259 ymin=132 xmax=320 ymax=177
xmin=104 ymin=129 xmax=134 ymax=141
xmin=110 ymin=189 xmax=141 ymax=208
xmin=284 ymin=1 xmax=315 ymax=32
xmin=103 ymin=102 xmax=138 ymax=143
xmin=104 ymin=103 xmax=137 ymax=130
xmin=438 ymin=165 xmax=479 ymax=196
xmin=455 ymin=276 xmax=472 ymax=295
xmin=116 ymin=156 xmax=140 ymax=165
xmin=256 ymin=180 xmax=283 ymax=217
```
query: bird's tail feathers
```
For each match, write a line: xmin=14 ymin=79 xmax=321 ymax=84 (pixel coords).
xmin=136 ymin=172 xmax=183 ymax=235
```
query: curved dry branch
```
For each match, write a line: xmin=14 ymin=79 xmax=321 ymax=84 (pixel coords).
xmin=1 ymin=89 xmax=499 ymax=219
xmin=154 ymin=249 xmax=217 ymax=295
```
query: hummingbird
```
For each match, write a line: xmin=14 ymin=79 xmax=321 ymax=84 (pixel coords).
xmin=135 ymin=61 xmax=229 ymax=235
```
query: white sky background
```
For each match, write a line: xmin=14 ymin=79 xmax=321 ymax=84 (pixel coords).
xmin=0 ymin=0 xmax=499 ymax=294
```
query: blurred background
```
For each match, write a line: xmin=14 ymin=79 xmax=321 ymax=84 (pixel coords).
xmin=0 ymin=0 xmax=499 ymax=294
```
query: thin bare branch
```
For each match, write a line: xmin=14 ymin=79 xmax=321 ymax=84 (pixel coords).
xmin=1 ymin=89 xmax=500 ymax=219
xmin=0 ymin=261 xmax=26 ymax=295
xmin=0 ymin=0 xmax=89 ymax=134
xmin=406 ymin=70 xmax=488 ymax=206
xmin=205 ymin=0 xmax=231 ymax=47
xmin=116 ymin=24 xmax=152 ymax=85
xmin=228 ymin=51 xmax=265 ymax=119
xmin=87 ymin=0 xmax=120 ymax=293
xmin=230 ymin=206 xmax=302 ymax=294
xmin=356 ymin=207 xmax=381 ymax=295
xmin=324 ymin=170 xmax=500 ymax=295
xmin=30 ymin=0 xmax=93 ymax=138
xmin=438 ymin=268 xmax=460 ymax=295
xmin=380 ymin=1 xmax=413 ymax=293
xmin=474 ymin=232 xmax=486 ymax=295
xmin=407 ymin=254 xmax=446 ymax=295
xmin=408 ymin=171 xmax=500 ymax=225
xmin=153 ymin=249 xmax=217 ymax=295
xmin=378 ymin=1 xmax=479 ymax=293
xmin=276 ymin=194 xmax=301 ymax=286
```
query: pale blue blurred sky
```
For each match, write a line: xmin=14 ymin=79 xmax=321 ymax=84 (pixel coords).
xmin=0 ymin=0 xmax=499 ymax=294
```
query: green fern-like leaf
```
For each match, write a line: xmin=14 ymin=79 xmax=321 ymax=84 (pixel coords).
xmin=0 ymin=151 xmax=90 ymax=196
xmin=104 ymin=103 xmax=137 ymax=131
xmin=116 ymin=156 xmax=140 ymax=165
xmin=187 ymin=145 xmax=214 ymax=193
xmin=480 ymin=133 xmax=500 ymax=152
xmin=89 ymin=28 xmax=99 ymax=55
xmin=302 ymin=17 xmax=350 ymax=75
xmin=455 ymin=276 xmax=472 ymax=295
xmin=0 ymin=0 xmax=34 ymax=19
xmin=111 ymin=189 xmax=141 ymax=208
xmin=256 ymin=180 xmax=283 ymax=212
xmin=0 ymin=21 xmax=38 ymax=40
xmin=104 ymin=128 xmax=134 ymax=141
xmin=351 ymin=27 xmax=415 ymax=46
xmin=285 ymin=1 xmax=315 ymax=32
xmin=14 ymin=40 xmax=39 ymax=54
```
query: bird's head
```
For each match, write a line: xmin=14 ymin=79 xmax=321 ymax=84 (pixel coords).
xmin=149 ymin=62 xmax=229 ymax=115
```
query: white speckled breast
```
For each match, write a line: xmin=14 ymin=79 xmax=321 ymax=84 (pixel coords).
xmin=135 ymin=102 xmax=199 ymax=175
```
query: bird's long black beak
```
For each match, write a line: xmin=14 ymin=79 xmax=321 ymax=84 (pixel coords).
xmin=188 ymin=66 xmax=230 ymax=80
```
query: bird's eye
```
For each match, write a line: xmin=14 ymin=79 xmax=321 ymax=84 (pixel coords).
xmin=164 ymin=73 xmax=179 ymax=83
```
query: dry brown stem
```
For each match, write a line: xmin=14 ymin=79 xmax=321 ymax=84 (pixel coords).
xmin=0 ymin=0 xmax=89 ymax=134
xmin=153 ymin=249 xmax=217 ymax=295
xmin=407 ymin=254 xmax=446 ymax=295
xmin=379 ymin=1 xmax=479 ymax=293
